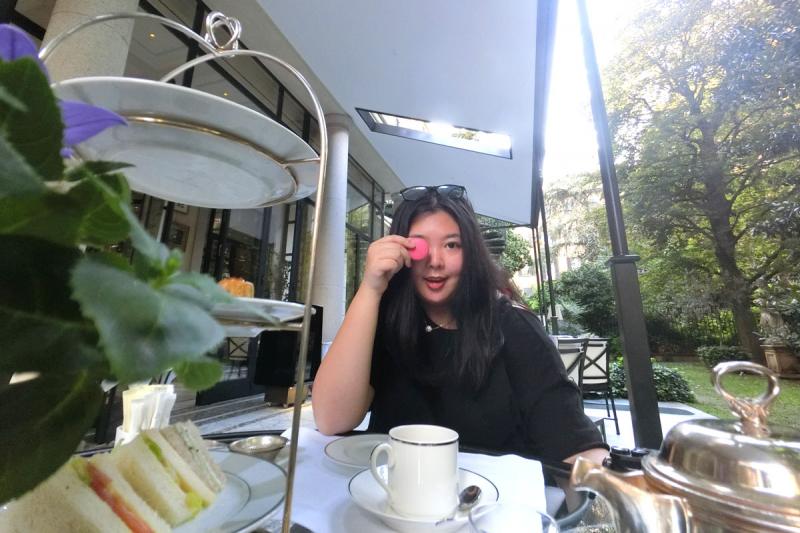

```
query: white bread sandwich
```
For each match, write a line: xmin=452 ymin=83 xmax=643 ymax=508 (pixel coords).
xmin=89 ymin=453 xmax=171 ymax=533
xmin=114 ymin=431 xmax=215 ymax=526
xmin=0 ymin=455 xmax=168 ymax=533
xmin=160 ymin=421 xmax=226 ymax=493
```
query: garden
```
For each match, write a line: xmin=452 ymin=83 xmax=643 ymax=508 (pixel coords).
xmin=518 ymin=0 xmax=800 ymax=431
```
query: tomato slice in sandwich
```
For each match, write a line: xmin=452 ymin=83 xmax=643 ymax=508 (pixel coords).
xmin=86 ymin=462 xmax=154 ymax=533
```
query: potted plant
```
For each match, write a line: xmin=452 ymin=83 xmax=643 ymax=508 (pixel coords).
xmin=760 ymin=339 xmax=799 ymax=376
xmin=756 ymin=286 xmax=800 ymax=377
xmin=0 ymin=25 xmax=238 ymax=505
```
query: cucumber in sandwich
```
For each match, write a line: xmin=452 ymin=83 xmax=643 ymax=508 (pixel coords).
xmin=114 ymin=434 xmax=210 ymax=526
xmin=161 ymin=421 xmax=226 ymax=493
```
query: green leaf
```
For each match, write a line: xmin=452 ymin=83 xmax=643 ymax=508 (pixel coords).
xmin=0 ymin=58 xmax=64 ymax=181
xmin=173 ymin=358 xmax=224 ymax=391
xmin=71 ymin=256 xmax=225 ymax=384
xmin=0 ymin=371 xmax=104 ymax=505
xmin=65 ymin=163 xmax=132 ymax=204
xmin=0 ymin=85 xmax=26 ymax=112
xmin=166 ymin=272 xmax=234 ymax=308
xmin=0 ymin=235 xmax=101 ymax=373
xmin=77 ymin=172 xmax=132 ymax=245
xmin=120 ymin=204 xmax=176 ymax=279
xmin=66 ymin=160 xmax=133 ymax=179
xmin=0 ymin=133 xmax=45 ymax=198
xmin=0 ymin=172 xmax=131 ymax=246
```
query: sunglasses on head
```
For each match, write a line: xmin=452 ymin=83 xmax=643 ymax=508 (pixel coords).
xmin=394 ymin=184 xmax=466 ymax=202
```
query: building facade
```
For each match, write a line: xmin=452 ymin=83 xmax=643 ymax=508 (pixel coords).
xmin=6 ymin=0 xmax=398 ymax=400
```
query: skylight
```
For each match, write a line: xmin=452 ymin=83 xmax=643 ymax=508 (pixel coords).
xmin=356 ymin=108 xmax=512 ymax=159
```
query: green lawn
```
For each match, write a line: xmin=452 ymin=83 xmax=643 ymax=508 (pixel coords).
xmin=661 ymin=361 xmax=800 ymax=429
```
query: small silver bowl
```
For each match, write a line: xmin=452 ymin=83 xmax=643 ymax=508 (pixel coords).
xmin=229 ymin=435 xmax=288 ymax=461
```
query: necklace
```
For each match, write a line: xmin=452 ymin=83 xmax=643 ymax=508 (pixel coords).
xmin=424 ymin=317 xmax=455 ymax=333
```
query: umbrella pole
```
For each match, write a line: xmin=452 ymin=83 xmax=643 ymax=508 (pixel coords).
xmin=576 ymin=0 xmax=662 ymax=447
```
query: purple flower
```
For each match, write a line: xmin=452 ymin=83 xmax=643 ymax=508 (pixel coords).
xmin=0 ymin=24 xmax=126 ymax=155
xmin=0 ymin=23 xmax=46 ymax=74
xmin=60 ymin=100 xmax=127 ymax=156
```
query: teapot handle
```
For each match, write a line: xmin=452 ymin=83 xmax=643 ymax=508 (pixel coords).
xmin=712 ymin=361 xmax=780 ymax=437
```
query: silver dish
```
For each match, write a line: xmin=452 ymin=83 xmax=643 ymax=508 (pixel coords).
xmin=229 ymin=435 xmax=289 ymax=462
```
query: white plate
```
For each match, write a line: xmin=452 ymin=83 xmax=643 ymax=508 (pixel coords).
xmin=174 ymin=449 xmax=286 ymax=533
xmin=212 ymin=297 xmax=306 ymax=324
xmin=324 ymin=434 xmax=388 ymax=468
xmin=52 ymin=77 xmax=319 ymax=209
xmin=348 ymin=466 xmax=500 ymax=533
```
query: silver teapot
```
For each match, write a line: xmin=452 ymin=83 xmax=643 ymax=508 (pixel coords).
xmin=571 ymin=361 xmax=800 ymax=532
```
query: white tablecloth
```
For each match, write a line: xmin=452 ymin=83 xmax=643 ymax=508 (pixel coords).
xmin=270 ymin=428 xmax=546 ymax=532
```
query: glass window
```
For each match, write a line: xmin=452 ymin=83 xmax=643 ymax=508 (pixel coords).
xmin=147 ymin=0 xmax=198 ymax=27
xmin=196 ymin=55 xmax=281 ymax=116
xmin=372 ymin=207 xmax=386 ymax=240
xmin=345 ymin=228 xmax=357 ymax=303
xmin=348 ymin=159 xmax=372 ymax=198
xmin=281 ymin=93 xmax=305 ymax=137
xmin=347 ymin=184 xmax=371 ymax=236
xmin=125 ymin=10 xmax=193 ymax=81
xmin=293 ymin=202 xmax=315 ymax=302
xmin=13 ymin=0 xmax=52 ymax=32
xmin=308 ymin=117 xmax=321 ymax=153
xmin=356 ymin=108 xmax=512 ymax=159
xmin=345 ymin=229 xmax=370 ymax=303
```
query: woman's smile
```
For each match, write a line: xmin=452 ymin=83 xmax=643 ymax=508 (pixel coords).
xmin=424 ymin=276 xmax=447 ymax=291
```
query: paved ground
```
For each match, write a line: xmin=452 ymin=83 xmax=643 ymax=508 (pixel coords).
xmin=582 ymin=398 xmax=714 ymax=449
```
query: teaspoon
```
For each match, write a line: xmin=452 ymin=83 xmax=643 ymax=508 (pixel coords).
xmin=435 ymin=485 xmax=482 ymax=527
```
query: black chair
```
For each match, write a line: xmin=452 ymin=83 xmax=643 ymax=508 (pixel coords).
xmin=556 ymin=338 xmax=588 ymax=390
xmin=557 ymin=338 xmax=609 ymax=441
xmin=582 ymin=338 xmax=620 ymax=435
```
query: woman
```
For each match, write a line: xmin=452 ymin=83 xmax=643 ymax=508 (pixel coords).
xmin=312 ymin=184 xmax=607 ymax=464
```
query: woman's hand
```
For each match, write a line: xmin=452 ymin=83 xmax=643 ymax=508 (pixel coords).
xmin=360 ymin=235 xmax=413 ymax=294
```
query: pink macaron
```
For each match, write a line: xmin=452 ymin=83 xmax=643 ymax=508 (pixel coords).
xmin=408 ymin=237 xmax=429 ymax=261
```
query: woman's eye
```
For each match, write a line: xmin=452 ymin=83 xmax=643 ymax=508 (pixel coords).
xmin=445 ymin=241 xmax=461 ymax=249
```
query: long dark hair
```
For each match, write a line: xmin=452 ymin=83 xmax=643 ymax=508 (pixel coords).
xmin=379 ymin=190 xmax=503 ymax=389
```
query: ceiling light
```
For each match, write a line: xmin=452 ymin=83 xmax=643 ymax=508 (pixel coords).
xmin=148 ymin=32 xmax=156 ymax=39
xmin=356 ymin=108 xmax=512 ymax=159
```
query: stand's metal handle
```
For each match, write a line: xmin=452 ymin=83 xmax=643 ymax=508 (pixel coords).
xmin=39 ymin=12 xmax=224 ymax=65
xmin=38 ymin=11 xmax=330 ymax=533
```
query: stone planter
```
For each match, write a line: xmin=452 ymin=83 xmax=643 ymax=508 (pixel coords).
xmin=761 ymin=344 xmax=800 ymax=377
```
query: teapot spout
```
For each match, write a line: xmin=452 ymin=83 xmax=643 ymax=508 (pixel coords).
xmin=570 ymin=457 xmax=692 ymax=533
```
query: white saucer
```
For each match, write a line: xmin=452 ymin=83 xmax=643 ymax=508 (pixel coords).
xmin=324 ymin=434 xmax=388 ymax=469
xmin=52 ymin=77 xmax=320 ymax=209
xmin=348 ymin=466 xmax=499 ymax=533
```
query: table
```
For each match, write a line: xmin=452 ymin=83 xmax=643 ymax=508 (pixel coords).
xmin=263 ymin=427 xmax=548 ymax=532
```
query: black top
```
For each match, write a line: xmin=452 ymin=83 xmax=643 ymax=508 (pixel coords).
xmin=368 ymin=299 xmax=607 ymax=462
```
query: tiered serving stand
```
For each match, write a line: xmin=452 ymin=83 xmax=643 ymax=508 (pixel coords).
xmin=40 ymin=11 xmax=328 ymax=532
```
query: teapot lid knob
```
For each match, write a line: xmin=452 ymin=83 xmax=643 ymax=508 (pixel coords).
xmin=712 ymin=361 xmax=780 ymax=437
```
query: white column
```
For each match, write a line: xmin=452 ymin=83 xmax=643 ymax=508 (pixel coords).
xmin=312 ymin=114 xmax=351 ymax=351
xmin=42 ymin=0 xmax=138 ymax=82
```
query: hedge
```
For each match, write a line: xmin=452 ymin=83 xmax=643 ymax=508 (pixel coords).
xmin=696 ymin=345 xmax=749 ymax=368
xmin=610 ymin=358 xmax=695 ymax=403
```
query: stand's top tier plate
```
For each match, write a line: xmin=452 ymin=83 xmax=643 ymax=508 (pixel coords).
xmin=53 ymin=76 xmax=320 ymax=209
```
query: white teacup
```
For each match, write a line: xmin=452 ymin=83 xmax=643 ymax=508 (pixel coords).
xmin=369 ymin=424 xmax=459 ymax=519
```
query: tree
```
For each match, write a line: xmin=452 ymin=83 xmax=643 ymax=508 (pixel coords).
xmin=558 ymin=262 xmax=618 ymax=337
xmin=544 ymin=173 xmax=611 ymax=263
xmin=607 ymin=0 xmax=800 ymax=362
xmin=499 ymin=229 xmax=534 ymax=274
